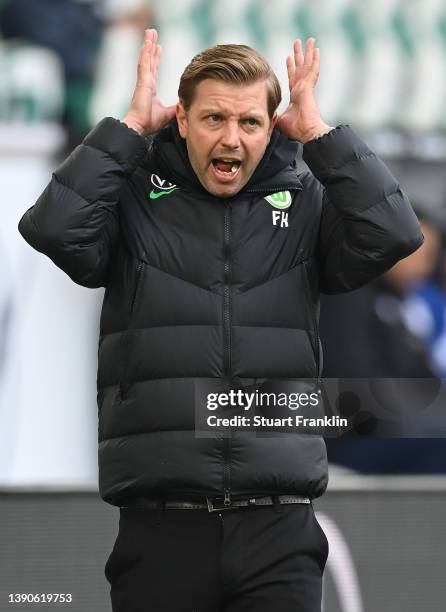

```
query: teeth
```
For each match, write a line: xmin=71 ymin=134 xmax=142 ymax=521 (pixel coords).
xmin=231 ymin=164 xmax=238 ymax=173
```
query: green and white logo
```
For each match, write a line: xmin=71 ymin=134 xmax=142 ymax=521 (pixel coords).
xmin=264 ymin=191 xmax=292 ymax=209
xmin=148 ymin=173 xmax=179 ymax=200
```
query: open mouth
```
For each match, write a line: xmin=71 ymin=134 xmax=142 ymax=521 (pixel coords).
xmin=211 ymin=158 xmax=242 ymax=180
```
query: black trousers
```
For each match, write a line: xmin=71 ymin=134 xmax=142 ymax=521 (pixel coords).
xmin=105 ymin=501 xmax=328 ymax=612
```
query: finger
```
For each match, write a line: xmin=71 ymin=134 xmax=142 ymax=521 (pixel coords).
xmin=140 ymin=30 xmax=153 ymax=63
xmin=148 ymin=38 xmax=156 ymax=76
xmin=286 ymin=55 xmax=296 ymax=90
xmin=137 ymin=38 xmax=151 ymax=81
xmin=137 ymin=35 xmax=157 ymax=91
xmin=312 ymin=47 xmax=320 ymax=81
xmin=304 ymin=37 xmax=315 ymax=67
xmin=145 ymin=28 xmax=156 ymax=43
xmin=144 ymin=29 xmax=156 ymax=69
xmin=147 ymin=32 xmax=159 ymax=77
xmin=164 ymin=103 xmax=176 ymax=120
xmin=150 ymin=30 xmax=158 ymax=73
xmin=293 ymin=39 xmax=304 ymax=67
xmin=150 ymin=29 xmax=158 ymax=67
xmin=153 ymin=44 xmax=162 ymax=83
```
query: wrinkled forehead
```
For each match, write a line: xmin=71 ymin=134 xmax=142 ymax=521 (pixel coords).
xmin=189 ymin=78 xmax=269 ymax=117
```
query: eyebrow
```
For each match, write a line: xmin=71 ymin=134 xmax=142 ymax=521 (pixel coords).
xmin=200 ymin=109 xmax=264 ymax=120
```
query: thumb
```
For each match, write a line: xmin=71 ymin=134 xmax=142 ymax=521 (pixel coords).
xmin=164 ymin=104 xmax=176 ymax=120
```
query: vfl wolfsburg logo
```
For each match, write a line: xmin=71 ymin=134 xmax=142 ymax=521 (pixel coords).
xmin=148 ymin=174 xmax=179 ymax=200
xmin=264 ymin=191 xmax=292 ymax=209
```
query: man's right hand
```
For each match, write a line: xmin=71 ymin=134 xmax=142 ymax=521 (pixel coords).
xmin=122 ymin=28 xmax=176 ymax=136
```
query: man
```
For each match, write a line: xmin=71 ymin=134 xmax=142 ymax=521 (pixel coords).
xmin=18 ymin=29 xmax=423 ymax=612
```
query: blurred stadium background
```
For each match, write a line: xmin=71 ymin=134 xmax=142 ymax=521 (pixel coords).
xmin=1 ymin=0 xmax=446 ymax=610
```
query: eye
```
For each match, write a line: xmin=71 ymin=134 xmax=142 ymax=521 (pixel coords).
xmin=242 ymin=117 xmax=259 ymax=127
xmin=207 ymin=114 xmax=222 ymax=123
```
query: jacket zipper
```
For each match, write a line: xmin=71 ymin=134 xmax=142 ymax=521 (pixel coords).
xmin=245 ymin=184 xmax=302 ymax=195
xmin=223 ymin=205 xmax=232 ymax=375
xmin=223 ymin=203 xmax=232 ymax=506
xmin=120 ymin=260 xmax=144 ymax=399
xmin=219 ymin=185 xmax=302 ymax=505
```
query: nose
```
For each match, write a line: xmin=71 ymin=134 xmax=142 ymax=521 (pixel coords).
xmin=221 ymin=120 xmax=241 ymax=149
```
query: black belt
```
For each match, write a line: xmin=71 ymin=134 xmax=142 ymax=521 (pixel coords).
xmin=121 ymin=495 xmax=311 ymax=513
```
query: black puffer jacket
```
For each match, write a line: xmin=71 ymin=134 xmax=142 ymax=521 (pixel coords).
xmin=18 ymin=118 xmax=423 ymax=506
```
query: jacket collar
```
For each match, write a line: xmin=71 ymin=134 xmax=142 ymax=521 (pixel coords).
xmin=145 ymin=118 xmax=303 ymax=197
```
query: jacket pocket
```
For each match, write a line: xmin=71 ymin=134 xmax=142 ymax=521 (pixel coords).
xmin=119 ymin=259 xmax=145 ymax=399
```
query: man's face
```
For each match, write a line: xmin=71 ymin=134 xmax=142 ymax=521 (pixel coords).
xmin=176 ymin=78 xmax=277 ymax=197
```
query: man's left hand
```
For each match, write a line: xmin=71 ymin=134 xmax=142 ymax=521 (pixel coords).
xmin=277 ymin=38 xmax=330 ymax=144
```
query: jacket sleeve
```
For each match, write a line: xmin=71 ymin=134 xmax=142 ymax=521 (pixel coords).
xmin=18 ymin=117 xmax=148 ymax=288
xmin=302 ymin=125 xmax=424 ymax=294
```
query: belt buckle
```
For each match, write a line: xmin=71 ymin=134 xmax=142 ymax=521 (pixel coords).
xmin=206 ymin=497 xmax=233 ymax=513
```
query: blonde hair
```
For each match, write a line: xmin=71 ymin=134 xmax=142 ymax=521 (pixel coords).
xmin=178 ymin=44 xmax=282 ymax=119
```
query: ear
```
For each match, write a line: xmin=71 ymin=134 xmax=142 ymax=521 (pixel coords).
xmin=268 ymin=112 xmax=278 ymax=138
xmin=176 ymin=102 xmax=188 ymax=138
